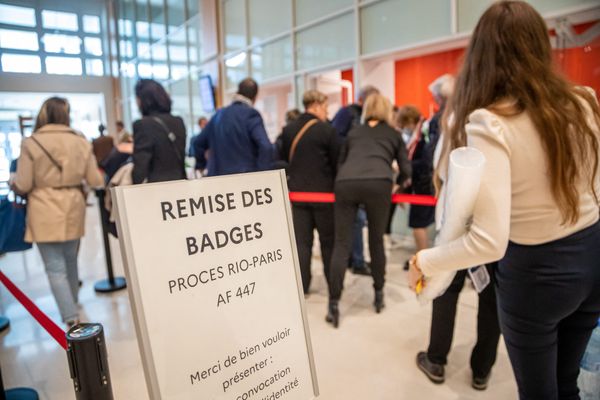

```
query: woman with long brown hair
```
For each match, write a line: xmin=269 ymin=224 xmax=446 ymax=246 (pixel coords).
xmin=13 ymin=97 xmax=103 ymax=326
xmin=408 ymin=1 xmax=600 ymax=398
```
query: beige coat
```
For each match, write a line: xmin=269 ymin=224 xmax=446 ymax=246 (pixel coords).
xmin=14 ymin=124 xmax=104 ymax=243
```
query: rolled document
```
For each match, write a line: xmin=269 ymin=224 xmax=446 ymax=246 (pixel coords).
xmin=418 ymin=146 xmax=486 ymax=303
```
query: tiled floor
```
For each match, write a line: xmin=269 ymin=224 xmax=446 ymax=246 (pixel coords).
xmin=0 ymin=200 xmax=517 ymax=399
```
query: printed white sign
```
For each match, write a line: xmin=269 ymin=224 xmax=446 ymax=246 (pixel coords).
xmin=113 ymin=170 xmax=319 ymax=400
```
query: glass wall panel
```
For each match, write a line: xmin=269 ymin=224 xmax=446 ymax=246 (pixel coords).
xmin=248 ymin=0 xmax=290 ymax=45
xmin=225 ymin=51 xmax=248 ymax=89
xmin=46 ymin=56 xmax=83 ymax=75
xmin=83 ymin=15 xmax=101 ymax=33
xmin=0 ymin=29 xmax=39 ymax=51
xmin=1 ymin=54 xmax=42 ymax=73
xmin=361 ymin=0 xmax=452 ymax=55
xmin=0 ymin=4 xmax=36 ymax=27
xmin=295 ymin=0 xmax=353 ymax=26
xmin=169 ymin=77 xmax=192 ymax=131
xmin=43 ymin=34 xmax=81 ymax=54
xmin=149 ymin=0 xmax=166 ymax=42
xmin=42 ymin=10 xmax=79 ymax=31
xmin=224 ymin=0 xmax=246 ymax=52
xmin=251 ymin=36 xmax=292 ymax=82
xmin=296 ymin=13 xmax=354 ymax=71
xmin=86 ymin=59 xmax=104 ymax=76
xmin=84 ymin=37 xmax=103 ymax=56
xmin=167 ymin=0 xmax=187 ymax=27
xmin=457 ymin=0 xmax=596 ymax=32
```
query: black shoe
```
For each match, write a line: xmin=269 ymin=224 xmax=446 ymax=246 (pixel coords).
xmin=403 ymin=260 xmax=410 ymax=271
xmin=325 ymin=300 xmax=339 ymax=328
xmin=472 ymin=373 xmax=491 ymax=390
xmin=374 ymin=290 xmax=384 ymax=313
xmin=416 ymin=352 xmax=445 ymax=384
xmin=352 ymin=262 xmax=372 ymax=276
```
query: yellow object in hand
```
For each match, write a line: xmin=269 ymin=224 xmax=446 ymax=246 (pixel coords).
xmin=416 ymin=278 xmax=423 ymax=294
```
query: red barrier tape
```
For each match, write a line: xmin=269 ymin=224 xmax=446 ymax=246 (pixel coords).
xmin=289 ymin=192 xmax=437 ymax=206
xmin=0 ymin=271 xmax=67 ymax=350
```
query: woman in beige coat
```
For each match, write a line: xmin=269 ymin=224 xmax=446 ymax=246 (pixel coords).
xmin=14 ymin=97 xmax=103 ymax=326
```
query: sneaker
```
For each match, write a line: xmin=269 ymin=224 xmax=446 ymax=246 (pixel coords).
xmin=351 ymin=262 xmax=372 ymax=276
xmin=416 ymin=352 xmax=445 ymax=384
xmin=472 ymin=373 xmax=491 ymax=390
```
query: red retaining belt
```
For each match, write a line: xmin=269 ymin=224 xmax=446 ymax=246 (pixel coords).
xmin=289 ymin=192 xmax=437 ymax=206
xmin=0 ymin=271 xmax=67 ymax=350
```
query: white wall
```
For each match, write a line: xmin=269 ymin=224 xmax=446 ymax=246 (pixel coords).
xmin=359 ymin=59 xmax=395 ymax=104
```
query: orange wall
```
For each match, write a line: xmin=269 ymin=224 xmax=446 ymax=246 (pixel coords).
xmin=341 ymin=69 xmax=354 ymax=106
xmin=394 ymin=22 xmax=600 ymax=118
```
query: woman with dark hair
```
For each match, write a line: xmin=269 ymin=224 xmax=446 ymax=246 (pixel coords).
xmin=326 ymin=94 xmax=411 ymax=327
xmin=408 ymin=2 xmax=600 ymax=398
xmin=132 ymin=79 xmax=186 ymax=184
xmin=13 ymin=97 xmax=103 ymax=326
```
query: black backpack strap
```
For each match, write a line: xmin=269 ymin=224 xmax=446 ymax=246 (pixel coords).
xmin=30 ymin=136 xmax=62 ymax=172
xmin=148 ymin=116 xmax=183 ymax=164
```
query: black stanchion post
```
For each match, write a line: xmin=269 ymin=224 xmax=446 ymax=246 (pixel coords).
xmin=94 ymin=189 xmax=126 ymax=293
xmin=66 ymin=323 xmax=113 ymax=400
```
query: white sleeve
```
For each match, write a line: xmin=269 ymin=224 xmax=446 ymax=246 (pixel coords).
xmin=418 ymin=110 xmax=512 ymax=275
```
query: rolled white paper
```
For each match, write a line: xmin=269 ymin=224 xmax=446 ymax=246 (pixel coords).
xmin=418 ymin=146 xmax=486 ymax=304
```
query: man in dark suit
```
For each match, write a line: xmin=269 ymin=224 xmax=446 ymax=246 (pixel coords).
xmin=193 ymin=78 xmax=272 ymax=176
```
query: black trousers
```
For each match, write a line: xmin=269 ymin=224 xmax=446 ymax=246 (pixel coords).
xmin=497 ymin=221 xmax=600 ymax=400
xmin=292 ymin=204 xmax=334 ymax=294
xmin=329 ymin=179 xmax=392 ymax=301
xmin=427 ymin=263 xmax=500 ymax=378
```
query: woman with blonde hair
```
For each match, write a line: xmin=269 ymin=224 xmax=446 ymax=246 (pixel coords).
xmin=326 ymin=94 xmax=411 ymax=327
xmin=408 ymin=2 xmax=600 ymax=398
xmin=13 ymin=97 xmax=103 ymax=326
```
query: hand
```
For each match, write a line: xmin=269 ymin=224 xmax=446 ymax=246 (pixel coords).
xmin=408 ymin=254 xmax=424 ymax=292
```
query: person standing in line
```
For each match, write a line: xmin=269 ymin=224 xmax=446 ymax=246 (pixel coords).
xmin=416 ymin=262 xmax=501 ymax=390
xmin=188 ymin=117 xmax=208 ymax=158
xmin=132 ymin=79 xmax=187 ymax=184
xmin=327 ymin=94 xmax=411 ymax=327
xmin=92 ymin=122 xmax=114 ymax=167
xmin=193 ymin=78 xmax=273 ymax=176
xmin=12 ymin=97 xmax=104 ymax=326
xmin=279 ymin=90 xmax=340 ymax=294
xmin=331 ymin=85 xmax=380 ymax=276
xmin=115 ymin=120 xmax=132 ymax=145
xmin=408 ymin=2 xmax=600 ymax=399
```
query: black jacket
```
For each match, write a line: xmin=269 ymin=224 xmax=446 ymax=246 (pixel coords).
xmin=280 ymin=113 xmax=340 ymax=193
xmin=336 ymin=121 xmax=411 ymax=184
xmin=132 ymin=113 xmax=187 ymax=184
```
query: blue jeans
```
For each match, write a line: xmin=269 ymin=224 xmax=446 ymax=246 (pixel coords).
xmin=350 ymin=208 xmax=366 ymax=268
xmin=37 ymin=240 xmax=80 ymax=322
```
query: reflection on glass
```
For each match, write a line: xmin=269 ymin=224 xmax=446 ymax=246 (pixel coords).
xmin=295 ymin=0 xmax=353 ymax=26
xmin=0 ymin=29 xmax=39 ymax=51
xmin=152 ymin=64 xmax=169 ymax=80
xmin=120 ymin=40 xmax=134 ymax=58
xmin=43 ymin=34 xmax=81 ymax=54
xmin=45 ymin=57 xmax=83 ymax=75
xmin=1 ymin=54 xmax=42 ymax=73
xmin=118 ymin=19 xmax=134 ymax=36
xmin=84 ymin=37 xmax=103 ymax=56
xmin=224 ymin=0 xmax=246 ymax=52
xmin=42 ymin=10 xmax=79 ymax=31
xmin=83 ymin=15 xmax=101 ymax=33
xmin=150 ymin=22 xmax=166 ymax=40
xmin=296 ymin=13 xmax=355 ymax=70
xmin=137 ymin=42 xmax=151 ymax=59
xmin=138 ymin=62 xmax=152 ymax=78
xmin=249 ymin=0 xmax=290 ymax=44
xmin=0 ymin=4 xmax=36 ymax=27
xmin=151 ymin=43 xmax=168 ymax=60
xmin=169 ymin=45 xmax=188 ymax=62
xmin=171 ymin=65 xmax=189 ymax=80
xmin=251 ymin=37 xmax=292 ymax=82
xmin=86 ymin=59 xmax=104 ymax=76
xmin=136 ymin=21 xmax=150 ymax=38
xmin=225 ymin=52 xmax=248 ymax=89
